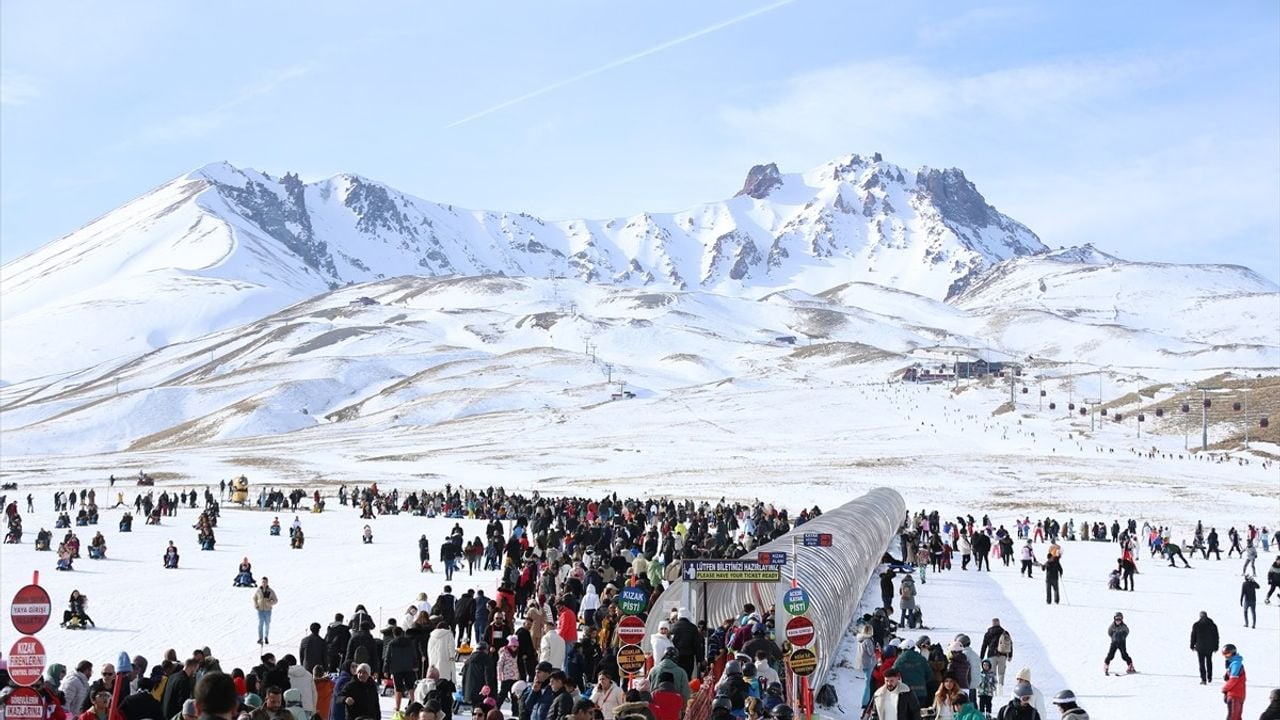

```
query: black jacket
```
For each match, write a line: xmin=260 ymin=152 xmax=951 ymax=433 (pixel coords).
xmin=971 ymin=533 xmax=991 ymax=554
xmin=264 ymin=664 xmax=291 ymax=693
xmin=668 ymin=618 xmax=703 ymax=663
xmin=160 ymin=671 xmax=194 ymax=720
xmin=1043 ymin=557 xmax=1063 ymax=584
xmin=338 ymin=677 xmax=380 ymax=719
xmin=382 ymin=636 xmax=418 ymax=675
xmin=120 ymin=689 xmax=164 ymax=720
xmin=980 ymin=626 xmax=1011 ymax=660
xmin=1260 ymin=697 xmax=1280 ymax=720
xmin=460 ymin=651 xmax=497 ymax=703
xmin=995 ymin=699 xmax=1040 ymax=720
xmin=300 ymin=631 xmax=327 ymax=673
xmin=345 ymin=630 xmax=381 ymax=674
xmin=326 ymin=623 xmax=353 ymax=664
xmin=1190 ymin=617 xmax=1219 ymax=653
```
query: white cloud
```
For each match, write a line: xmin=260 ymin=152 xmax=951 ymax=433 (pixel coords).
xmin=0 ymin=71 xmax=38 ymax=106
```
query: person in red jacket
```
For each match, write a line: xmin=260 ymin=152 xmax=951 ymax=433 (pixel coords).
xmin=1221 ymin=644 xmax=1246 ymax=720
xmin=649 ymin=672 xmax=684 ymax=720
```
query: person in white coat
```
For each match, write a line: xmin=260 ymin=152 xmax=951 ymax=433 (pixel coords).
xmin=61 ymin=661 xmax=92 ymax=715
xmin=650 ymin=621 xmax=674 ymax=661
xmin=955 ymin=634 xmax=981 ymax=690
xmin=427 ymin=621 xmax=458 ymax=683
xmin=286 ymin=661 xmax=316 ymax=713
xmin=588 ymin=671 xmax=624 ymax=719
xmin=539 ymin=624 xmax=565 ymax=669
xmin=580 ymin=584 xmax=601 ymax=627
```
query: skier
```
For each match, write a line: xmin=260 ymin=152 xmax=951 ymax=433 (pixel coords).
xmin=1241 ymin=575 xmax=1259 ymax=629
xmin=1042 ymin=555 xmax=1063 ymax=605
xmin=1267 ymin=557 xmax=1280 ymax=604
xmin=1221 ymin=644 xmax=1246 ymax=720
xmin=1189 ymin=611 xmax=1219 ymax=685
xmin=1019 ymin=541 xmax=1037 ymax=579
xmin=1103 ymin=612 xmax=1135 ymax=675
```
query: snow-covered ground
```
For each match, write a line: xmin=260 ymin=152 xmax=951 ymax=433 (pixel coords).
xmin=1 ymin=463 xmax=1276 ymax=718
xmin=827 ymin=531 xmax=1279 ymax=720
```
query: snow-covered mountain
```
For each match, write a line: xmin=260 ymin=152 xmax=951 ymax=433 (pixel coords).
xmin=0 ymin=154 xmax=1046 ymax=380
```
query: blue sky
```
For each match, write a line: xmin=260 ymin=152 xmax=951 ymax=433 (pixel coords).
xmin=2 ymin=1 xmax=1278 ymax=281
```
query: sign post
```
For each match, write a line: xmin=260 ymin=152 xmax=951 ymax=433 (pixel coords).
xmin=783 ymin=587 xmax=810 ymax=616
xmin=8 ymin=636 xmax=46 ymax=688
xmin=616 ymin=616 xmax=646 ymax=646
xmin=618 ymin=587 xmax=648 ymax=616
xmin=784 ymin=616 xmax=815 ymax=647
xmin=10 ymin=580 xmax=52 ymax=635
xmin=617 ymin=643 xmax=646 ymax=689
xmin=4 ymin=687 xmax=45 ymax=720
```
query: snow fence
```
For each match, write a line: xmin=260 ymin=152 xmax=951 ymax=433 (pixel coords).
xmin=643 ymin=486 xmax=905 ymax=691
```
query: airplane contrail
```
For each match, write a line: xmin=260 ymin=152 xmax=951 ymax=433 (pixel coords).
xmin=445 ymin=0 xmax=799 ymax=129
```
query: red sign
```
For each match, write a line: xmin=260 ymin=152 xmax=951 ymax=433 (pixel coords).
xmin=617 ymin=615 xmax=646 ymax=645
xmin=10 ymin=583 xmax=52 ymax=635
xmin=4 ymin=687 xmax=45 ymax=720
xmin=8 ymin=636 xmax=46 ymax=687
xmin=785 ymin=615 xmax=815 ymax=647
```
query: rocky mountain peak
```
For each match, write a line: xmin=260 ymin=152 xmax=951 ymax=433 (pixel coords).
xmin=735 ymin=162 xmax=783 ymax=199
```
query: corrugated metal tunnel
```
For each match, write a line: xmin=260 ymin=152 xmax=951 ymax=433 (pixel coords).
xmin=644 ymin=487 xmax=906 ymax=690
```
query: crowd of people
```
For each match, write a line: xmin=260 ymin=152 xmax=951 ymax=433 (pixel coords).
xmin=858 ymin=508 xmax=1280 ymax=719
xmin=2 ymin=482 xmax=1277 ymax=720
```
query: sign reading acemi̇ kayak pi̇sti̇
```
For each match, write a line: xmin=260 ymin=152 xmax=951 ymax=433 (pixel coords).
xmin=618 ymin=587 xmax=648 ymax=615
xmin=783 ymin=586 xmax=810 ymax=616
xmin=617 ymin=644 xmax=647 ymax=674
xmin=7 ymin=636 xmax=47 ymax=687
xmin=617 ymin=615 xmax=646 ymax=645
xmin=682 ymin=559 xmax=782 ymax=583
xmin=787 ymin=647 xmax=818 ymax=677
xmin=9 ymin=583 xmax=52 ymax=635
xmin=4 ymin=687 xmax=45 ymax=720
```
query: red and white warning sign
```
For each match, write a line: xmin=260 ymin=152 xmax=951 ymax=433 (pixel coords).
xmin=4 ymin=687 xmax=46 ymax=720
xmin=7 ymin=636 xmax=47 ymax=687
xmin=10 ymin=583 xmax=52 ymax=635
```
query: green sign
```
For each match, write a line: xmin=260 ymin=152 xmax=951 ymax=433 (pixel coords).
xmin=618 ymin=587 xmax=647 ymax=615
xmin=783 ymin=587 xmax=810 ymax=615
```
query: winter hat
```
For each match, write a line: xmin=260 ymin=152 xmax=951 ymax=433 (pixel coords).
xmin=980 ymin=659 xmax=992 ymax=669
xmin=899 ymin=639 xmax=916 ymax=651
xmin=244 ymin=694 xmax=263 ymax=710
xmin=1013 ymin=683 xmax=1033 ymax=699
xmin=1015 ymin=667 xmax=1031 ymax=682
xmin=948 ymin=641 xmax=964 ymax=653
xmin=1050 ymin=690 xmax=1077 ymax=705
xmin=511 ymin=680 xmax=528 ymax=697
xmin=507 ymin=636 xmax=521 ymax=648
xmin=182 ymin=700 xmax=197 ymax=718
xmin=658 ymin=621 xmax=670 ymax=632
xmin=916 ymin=635 xmax=931 ymax=648
xmin=283 ymin=689 xmax=302 ymax=706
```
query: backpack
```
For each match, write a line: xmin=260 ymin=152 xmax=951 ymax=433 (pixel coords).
xmin=815 ymin=684 xmax=838 ymax=708
xmin=997 ymin=632 xmax=1012 ymax=655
